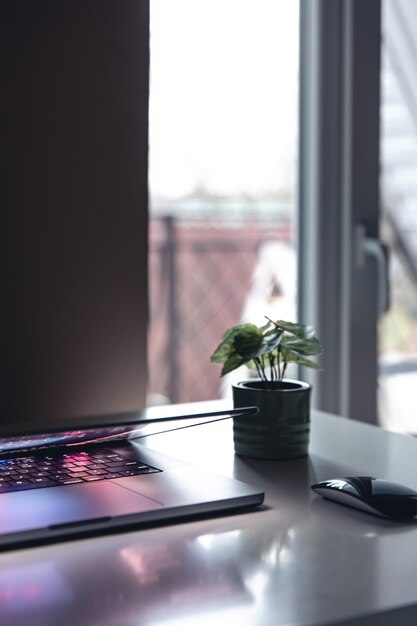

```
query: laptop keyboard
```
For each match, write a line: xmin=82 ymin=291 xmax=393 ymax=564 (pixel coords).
xmin=0 ymin=449 xmax=162 ymax=494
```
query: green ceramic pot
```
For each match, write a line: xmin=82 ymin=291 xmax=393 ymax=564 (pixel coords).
xmin=232 ymin=378 xmax=312 ymax=460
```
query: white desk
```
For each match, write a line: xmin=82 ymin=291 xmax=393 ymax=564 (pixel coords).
xmin=2 ymin=405 xmax=417 ymax=626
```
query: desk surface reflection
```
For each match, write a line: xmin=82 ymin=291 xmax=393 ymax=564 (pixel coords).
xmin=2 ymin=405 xmax=417 ymax=626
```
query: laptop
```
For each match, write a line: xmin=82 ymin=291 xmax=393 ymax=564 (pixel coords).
xmin=1 ymin=206 xmax=264 ymax=550
xmin=0 ymin=406 xmax=264 ymax=550
xmin=1 ymin=22 xmax=263 ymax=549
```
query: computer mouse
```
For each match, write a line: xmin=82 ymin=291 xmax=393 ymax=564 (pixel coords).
xmin=311 ymin=477 xmax=417 ymax=519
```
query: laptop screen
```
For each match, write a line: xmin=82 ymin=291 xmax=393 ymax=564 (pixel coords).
xmin=0 ymin=408 xmax=258 ymax=455
xmin=2 ymin=1 xmax=149 ymax=437
xmin=0 ymin=425 xmax=140 ymax=455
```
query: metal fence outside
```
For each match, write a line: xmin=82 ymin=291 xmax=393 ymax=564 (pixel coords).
xmin=149 ymin=216 xmax=293 ymax=404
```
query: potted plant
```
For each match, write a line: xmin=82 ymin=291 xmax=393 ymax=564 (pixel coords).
xmin=211 ymin=318 xmax=323 ymax=459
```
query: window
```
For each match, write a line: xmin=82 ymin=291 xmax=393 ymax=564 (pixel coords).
xmin=148 ymin=0 xmax=300 ymax=404
xmin=379 ymin=0 xmax=417 ymax=433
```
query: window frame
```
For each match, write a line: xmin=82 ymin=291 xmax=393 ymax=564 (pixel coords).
xmin=298 ymin=0 xmax=382 ymax=423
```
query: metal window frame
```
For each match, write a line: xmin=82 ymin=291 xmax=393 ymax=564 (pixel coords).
xmin=298 ymin=0 xmax=382 ymax=423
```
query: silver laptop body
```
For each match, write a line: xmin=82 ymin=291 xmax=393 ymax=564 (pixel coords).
xmin=2 ymin=0 xmax=263 ymax=550
xmin=0 ymin=411 xmax=263 ymax=550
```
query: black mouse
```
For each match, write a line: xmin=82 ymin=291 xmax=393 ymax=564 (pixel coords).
xmin=311 ymin=477 xmax=417 ymax=519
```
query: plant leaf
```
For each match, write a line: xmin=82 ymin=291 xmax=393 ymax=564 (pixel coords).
xmin=221 ymin=352 xmax=247 ymax=376
xmin=232 ymin=326 xmax=262 ymax=358
xmin=279 ymin=347 xmax=322 ymax=370
xmin=234 ymin=328 xmax=282 ymax=360
xmin=211 ymin=317 xmax=323 ymax=379
xmin=210 ymin=324 xmax=259 ymax=364
xmin=271 ymin=319 xmax=316 ymax=339
xmin=281 ymin=335 xmax=323 ymax=356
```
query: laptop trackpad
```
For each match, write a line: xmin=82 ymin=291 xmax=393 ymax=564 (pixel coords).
xmin=0 ymin=481 xmax=163 ymax=534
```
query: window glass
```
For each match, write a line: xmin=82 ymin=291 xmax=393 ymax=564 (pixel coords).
xmin=148 ymin=0 xmax=300 ymax=404
xmin=379 ymin=0 xmax=417 ymax=432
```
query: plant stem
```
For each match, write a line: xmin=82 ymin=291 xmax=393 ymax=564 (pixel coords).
xmin=277 ymin=349 xmax=281 ymax=383
xmin=261 ymin=355 xmax=267 ymax=383
xmin=254 ymin=357 xmax=264 ymax=382
xmin=268 ymin=353 xmax=275 ymax=383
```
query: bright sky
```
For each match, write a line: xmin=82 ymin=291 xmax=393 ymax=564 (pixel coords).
xmin=149 ymin=0 xmax=299 ymax=202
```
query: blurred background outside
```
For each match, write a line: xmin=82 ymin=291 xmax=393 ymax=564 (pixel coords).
xmin=148 ymin=0 xmax=417 ymax=434
xmin=148 ymin=0 xmax=299 ymax=405
xmin=379 ymin=0 xmax=417 ymax=433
